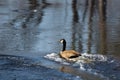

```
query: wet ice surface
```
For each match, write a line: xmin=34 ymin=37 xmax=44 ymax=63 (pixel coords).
xmin=0 ymin=54 xmax=112 ymax=80
xmin=1 ymin=53 xmax=119 ymax=80
xmin=0 ymin=55 xmax=82 ymax=80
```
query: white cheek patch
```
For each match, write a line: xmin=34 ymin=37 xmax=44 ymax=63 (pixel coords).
xmin=60 ymin=40 xmax=63 ymax=43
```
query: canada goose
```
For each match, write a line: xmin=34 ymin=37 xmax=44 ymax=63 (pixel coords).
xmin=59 ymin=39 xmax=81 ymax=60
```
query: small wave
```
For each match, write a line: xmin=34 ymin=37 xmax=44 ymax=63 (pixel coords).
xmin=44 ymin=53 xmax=108 ymax=72
xmin=44 ymin=53 xmax=107 ymax=63
xmin=79 ymin=53 xmax=107 ymax=62
xmin=44 ymin=53 xmax=111 ymax=79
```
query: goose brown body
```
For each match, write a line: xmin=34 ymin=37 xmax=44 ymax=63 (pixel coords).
xmin=59 ymin=39 xmax=81 ymax=60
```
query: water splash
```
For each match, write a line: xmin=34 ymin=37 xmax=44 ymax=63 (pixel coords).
xmin=44 ymin=53 xmax=107 ymax=70
xmin=44 ymin=53 xmax=107 ymax=63
xmin=44 ymin=53 xmax=108 ymax=79
xmin=44 ymin=53 xmax=70 ymax=65
xmin=79 ymin=53 xmax=107 ymax=62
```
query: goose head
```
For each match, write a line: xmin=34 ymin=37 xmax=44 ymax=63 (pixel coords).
xmin=59 ymin=39 xmax=66 ymax=51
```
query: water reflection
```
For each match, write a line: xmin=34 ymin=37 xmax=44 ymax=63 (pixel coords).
xmin=0 ymin=0 xmax=45 ymax=53
xmin=60 ymin=66 xmax=104 ymax=80
xmin=83 ymin=0 xmax=95 ymax=53
xmin=29 ymin=0 xmax=39 ymax=10
xmin=71 ymin=0 xmax=81 ymax=53
xmin=69 ymin=0 xmax=120 ymax=58
xmin=72 ymin=0 xmax=96 ymax=53
xmin=0 ymin=0 xmax=120 ymax=57
xmin=71 ymin=0 xmax=108 ymax=54
xmin=98 ymin=0 xmax=107 ymax=54
xmin=0 ymin=0 xmax=120 ymax=80
xmin=72 ymin=0 xmax=79 ymax=23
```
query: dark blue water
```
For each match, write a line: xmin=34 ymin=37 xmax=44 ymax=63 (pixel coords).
xmin=0 ymin=0 xmax=120 ymax=80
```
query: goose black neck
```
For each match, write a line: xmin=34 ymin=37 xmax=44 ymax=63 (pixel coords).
xmin=62 ymin=40 xmax=66 ymax=51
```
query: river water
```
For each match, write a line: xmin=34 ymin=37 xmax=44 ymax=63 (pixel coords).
xmin=0 ymin=0 xmax=120 ymax=80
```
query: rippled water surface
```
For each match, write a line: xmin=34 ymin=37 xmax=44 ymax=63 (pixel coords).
xmin=0 ymin=0 xmax=120 ymax=80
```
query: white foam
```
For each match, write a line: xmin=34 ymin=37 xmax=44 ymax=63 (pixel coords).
xmin=79 ymin=63 xmax=86 ymax=71
xmin=44 ymin=53 xmax=62 ymax=61
xmin=44 ymin=52 xmax=107 ymax=72
xmin=44 ymin=53 xmax=108 ymax=78
xmin=44 ymin=53 xmax=70 ymax=65
xmin=44 ymin=53 xmax=107 ymax=63
xmin=81 ymin=53 xmax=107 ymax=62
